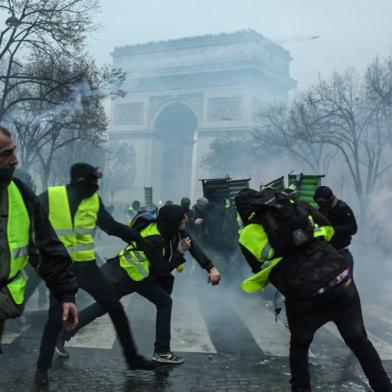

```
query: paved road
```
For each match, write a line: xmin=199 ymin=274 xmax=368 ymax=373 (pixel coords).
xmin=1 ymin=246 xmax=391 ymax=391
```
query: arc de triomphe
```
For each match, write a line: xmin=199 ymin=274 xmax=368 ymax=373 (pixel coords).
xmin=109 ymin=30 xmax=296 ymax=203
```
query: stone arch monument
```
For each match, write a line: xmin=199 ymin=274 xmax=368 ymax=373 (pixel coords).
xmin=109 ymin=30 xmax=296 ymax=203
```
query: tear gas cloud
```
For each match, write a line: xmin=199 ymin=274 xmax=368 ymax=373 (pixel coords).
xmin=5 ymin=0 xmax=392 ymax=342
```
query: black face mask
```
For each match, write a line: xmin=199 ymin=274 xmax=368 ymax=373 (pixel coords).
xmin=0 ymin=166 xmax=15 ymax=187
xmin=317 ymin=199 xmax=334 ymax=210
xmin=74 ymin=180 xmax=99 ymax=199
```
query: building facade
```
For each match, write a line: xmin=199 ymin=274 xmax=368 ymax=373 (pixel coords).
xmin=109 ymin=30 xmax=296 ymax=203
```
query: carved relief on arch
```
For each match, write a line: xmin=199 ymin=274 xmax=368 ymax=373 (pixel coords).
xmin=148 ymin=93 xmax=203 ymax=128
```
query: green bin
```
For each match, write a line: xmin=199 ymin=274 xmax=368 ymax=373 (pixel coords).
xmin=261 ymin=176 xmax=285 ymax=193
xmin=288 ymin=174 xmax=324 ymax=208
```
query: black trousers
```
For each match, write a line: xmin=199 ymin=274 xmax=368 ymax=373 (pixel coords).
xmin=37 ymin=261 xmax=138 ymax=371
xmin=25 ymin=264 xmax=47 ymax=304
xmin=0 ymin=319 xmax=4 ymax=352
xmin=286 ymin=281 xmax=392 ymax=392
xmin=60 ymin=260 xmax=173 ymax=353
xmin=339 ymin=248 xmax=354 ymax=276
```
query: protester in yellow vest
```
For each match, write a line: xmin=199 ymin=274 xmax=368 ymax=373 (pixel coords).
xmin=0 ymin=126 xmax=78 ymax=355
xmin=235 ymin=188 xmax=392 ymax=392
xmin=57 ymin=204 xmax=221 ymax=365
xmin=35 ymin=162 xmax=157 ymax=386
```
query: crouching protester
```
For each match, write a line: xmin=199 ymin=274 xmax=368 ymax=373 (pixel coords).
xmin=235 ymin=188 xmax=392 ymax=392
xmin=56 ymin=204 xmax=221 ymax=364
xmin=0 ymin=126 xmax=78 ymax=355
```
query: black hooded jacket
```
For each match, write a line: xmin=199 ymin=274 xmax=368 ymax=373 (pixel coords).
xmin=235 ymin=189 xmax=348 ymax=299
xmin=235 ymin=188 xmax=259 ymax=226
xmin=319 ymin=199 xmax=357 ymax=250
xmin=140 ymin=205 xmax=214 ymax=278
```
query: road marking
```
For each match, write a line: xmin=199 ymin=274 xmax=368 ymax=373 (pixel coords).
xmin=171 ymin=296 xmax=217 ymax=353
xmin=66 ymin=296 xmax=131 ymax=350
xmin=323 ymin=322 xmax=392 ymax=360
xmin=231 ymin=296 xmax=317 ymax=357
xmin=231 ymin=297 xmax=290 ymax=357
xmin=364 ymin=305 xmax=392 ymax=326
xmin=66 ymin=313 xmax=116 ymax=349
xmin=2 ymin=324 xmax=30 ymax=344
xmin=24 ymin=285 xmax=49 ymax=312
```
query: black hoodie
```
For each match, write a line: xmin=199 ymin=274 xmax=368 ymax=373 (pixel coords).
xmin=157 ymin=205 xmax=185 ymax=241
xmin=235 ymin=188 xmax=259 ymax=226
xmin=235 ymin=188 xmax=348 ymax=300
xmin=141 ymin=205 xmax=214 ymax=278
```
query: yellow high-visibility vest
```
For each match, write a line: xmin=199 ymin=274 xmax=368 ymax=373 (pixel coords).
xmin=48 ymin=186 xmax=99 ymax=262
xmin=5 ymin=181 xmax=30 ymax=304
xmin=240 ymin=219 xmax=334 ymax=293
xmin=119 ymin=222 xmax=186 ymax=281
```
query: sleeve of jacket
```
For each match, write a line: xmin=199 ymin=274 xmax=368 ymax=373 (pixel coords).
xmin=16 ymin=182 xmax=78 ymax=303
xmin=96 ymin=198 xmax=143 ymax=244
xmin=143 ymin=236 xmax=185 ymax=276
xmin=187 ymin=235 xmax=214 ymax=271
xmin=303 ymin=203 xmax=332 ymax=227
xmin=240 ymin=244 xmax=262 ymax=274
xmin=334 ymin=203 xmax=358 ymax=237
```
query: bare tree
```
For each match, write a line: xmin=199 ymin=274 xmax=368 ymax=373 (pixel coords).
xmin=293 ymin=70 xmax=392 ymax=220
xmin=0 ymin=0 xmax=98 ymax=121
xmin=253 ymin=102 xmax=335 ymax=173
xmin=49 ymin=139 xmax=105 ymax=190
xmin=101 ymin=142 xmax=137 ymax=206
xmin=201 ymin=136 xmax=261 ymax=178
xmin=6 ymin=55 xmax=125 ymax=189
xmin=365 ymin=56 xmax=392 ymax=143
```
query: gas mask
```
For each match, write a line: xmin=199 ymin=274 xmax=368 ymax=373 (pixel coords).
xmin=75 ymin=179 xmax=99 ymax=199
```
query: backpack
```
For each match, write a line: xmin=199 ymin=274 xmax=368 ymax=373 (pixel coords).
xmin=129 ymin=208 xmax=158 ymax=232
xmin=269 ymin=239 xmax=348 ymax=299
xmin=250 ymin=188 xmax=314 ymax=258
xmin=242 ymin=188 xmax=348 ymax=299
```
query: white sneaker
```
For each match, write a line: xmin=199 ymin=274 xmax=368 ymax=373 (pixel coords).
xmin=152 ymin=351 xmax=184 ymax=364
xmin=55 ymin=337 xmax=69 ymax=358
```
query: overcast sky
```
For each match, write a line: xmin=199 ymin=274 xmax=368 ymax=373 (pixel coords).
xmin=88 ymin=0 xmax=392 ymax=90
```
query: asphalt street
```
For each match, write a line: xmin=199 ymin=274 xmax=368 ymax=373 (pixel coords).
xmin=1 ymin=243 xmax=392 ymax=392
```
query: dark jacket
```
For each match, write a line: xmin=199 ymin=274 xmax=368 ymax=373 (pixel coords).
xmin=39 ymin=184 xmax=143 ymax=261
xmin=239 ymin=200 xmax=348 ymax=300
xmin=239 ymin=201 xmax=331 ymax=274
xmin=0 ymin=178 xmax=77 ymax=303
xmin=186 ymin=205 xmax=205 ymax=244
xmin=109 ymin=205 xmax=214 ymax=280
xmin=142 ymin=232 xmax=214 ymax=278
xmin=319 ymin=199 xmax=357 ymax=250
xmin=131 ymin=205 xmax=214 ymax=281
xmin=148 ymin=205 xmax=214 ymax=276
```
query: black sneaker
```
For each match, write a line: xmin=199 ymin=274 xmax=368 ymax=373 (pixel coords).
xmin=34 ymin=368 xmax=49 ymax=386
xmin=152 ymin=351 xmax=184 ymax=364
xmin=55 ymin=337 xmax=69 ymax=359
xmin=128 ymin=355 xmax=159 ymax=370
